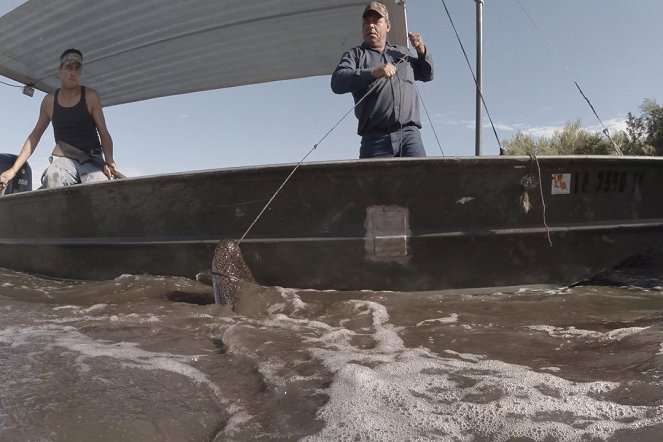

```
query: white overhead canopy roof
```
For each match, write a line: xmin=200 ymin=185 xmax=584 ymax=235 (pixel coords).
xmin=0 ymin=0 xmax=407 ymax=106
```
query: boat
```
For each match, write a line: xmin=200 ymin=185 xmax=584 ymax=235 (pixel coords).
xmin=0 ymin=1 xmax=662 ymax=292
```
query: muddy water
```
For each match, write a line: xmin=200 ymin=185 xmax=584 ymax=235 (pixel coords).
xmin=1 ymin=268 xmax=662 ymax=441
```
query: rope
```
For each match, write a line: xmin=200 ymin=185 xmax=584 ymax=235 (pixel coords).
xmin=439 ymin=0 xmax=503 ymax=153
xmin=531 ymin=153 xmax=552 ymax=246
xmin=417 ymin=84 xmax=445 ymax=156
xmin=515 ymin=0 xmax=623 ymax=155
xmin=238 ymin=74 xmax=394 ymax=244
xmin=395 ymin=54 xmax=405 ymax=157
xmin=239 ymin=39 xmax=432 ymax=242
xmin=210 ymin=270 xmax=243 ymax=282
xmin=385 ymin=50 xmax=419 ymax=157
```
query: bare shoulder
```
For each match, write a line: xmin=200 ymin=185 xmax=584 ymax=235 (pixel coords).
xmin=85 ymin=86 xmax=102 ymax=104
xmin=41 ymin=93 xmax=55 ymax=117
xmin=43 ymin=92 xmax=55 ymax=106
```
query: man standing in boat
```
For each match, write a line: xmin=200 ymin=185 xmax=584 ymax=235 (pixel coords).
xmin=331 ymin=2 xmax=433 ymax=158
xmin=0 ymin=48 xmax=117 ymax=189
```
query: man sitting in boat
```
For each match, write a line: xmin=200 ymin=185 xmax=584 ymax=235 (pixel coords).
xmin=0 ymin=48 xmax=117 ymax=190
xmin=331 ymin=1 xmax=434 ymax=158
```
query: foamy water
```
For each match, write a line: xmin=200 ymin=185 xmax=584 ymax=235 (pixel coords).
xmin=1 ymin=268 xmax=662 ymax=440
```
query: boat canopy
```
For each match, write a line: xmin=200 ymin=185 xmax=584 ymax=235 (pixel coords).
xmin=0 ymin=0 xmax=407 ymax=106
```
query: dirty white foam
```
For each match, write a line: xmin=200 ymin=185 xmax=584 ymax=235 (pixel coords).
xmin=277 ymin=299 xmax=663 ymax=441
xmin=0 ymin=324 xmax=223 ymax=399
xmin=527 ymin=325 xmax=650 ymax=342
xmin=416 ymin=313 xmax=458 ymax=326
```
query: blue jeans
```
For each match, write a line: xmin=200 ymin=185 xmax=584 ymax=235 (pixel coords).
xmin=359 ymin=125 xmax=427 ymax=158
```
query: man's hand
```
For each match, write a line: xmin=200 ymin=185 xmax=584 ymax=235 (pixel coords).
xmin=103 ymin=162 xmax=117 ymax=179
xmin=408 ymin=32 xmax=426 ymax=54
xmin=372 ymin=63 xmax=397 ymax=79
xmin=0 ymin=170 xmax=15 ymax=190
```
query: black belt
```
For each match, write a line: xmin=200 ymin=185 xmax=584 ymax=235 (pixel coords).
xmin=361 ymin=122 xmax=417 ymax=136
xmin=384 ymin=122 xmax=416 ymax=133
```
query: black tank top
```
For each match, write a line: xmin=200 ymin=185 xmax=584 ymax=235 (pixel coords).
xmin=52 ymin=86 xmax=101 ymax=154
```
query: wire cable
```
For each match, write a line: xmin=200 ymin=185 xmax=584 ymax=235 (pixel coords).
xmin=515 ymin=0 xmax=622 ymax=155
xmin=440 ymin=0 xmax=504 ymax=153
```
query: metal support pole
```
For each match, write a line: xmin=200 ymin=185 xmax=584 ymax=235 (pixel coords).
xmin=475 ymin=0 xmax=483 ymax=156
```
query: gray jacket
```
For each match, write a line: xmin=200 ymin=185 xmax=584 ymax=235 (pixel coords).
xmin=331 ymin=42 xmax=434 ymax=136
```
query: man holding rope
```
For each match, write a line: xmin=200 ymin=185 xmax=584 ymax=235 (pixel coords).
xmin=331 ymin=1 xmax=434 ymax=158
xmin=0 ymin=48 xmax=118 ymax=190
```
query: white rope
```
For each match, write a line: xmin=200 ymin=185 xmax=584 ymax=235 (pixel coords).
xmin=238 ymin=72 xmax=399 ymax=243
xmin=532 ymin=154 xmax=553 ymax=246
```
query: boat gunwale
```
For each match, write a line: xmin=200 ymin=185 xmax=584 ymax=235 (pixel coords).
xmin=1 ymin=154 xmax=662 ymax=201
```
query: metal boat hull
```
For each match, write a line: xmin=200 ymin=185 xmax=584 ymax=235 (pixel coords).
xmin=0 ymin=156 xmax=661 ymax=291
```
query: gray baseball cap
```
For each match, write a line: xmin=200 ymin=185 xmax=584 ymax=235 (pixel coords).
xmin=60 ymin=52 xmax=83 ymax=67
xmin=363 ymin=2 xmax=389 ymax=20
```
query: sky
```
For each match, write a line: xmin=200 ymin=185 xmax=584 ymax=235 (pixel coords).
xmin=1 ymin=0 xmax=662 ymax=186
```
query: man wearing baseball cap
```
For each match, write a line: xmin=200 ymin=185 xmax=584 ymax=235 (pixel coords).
xmin=0 ymin=48 xmax=117 ymax=189
xmin=331 ymin=2 xmax=434 ymax=158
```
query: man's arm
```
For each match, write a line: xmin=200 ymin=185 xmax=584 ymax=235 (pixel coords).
xmin=87 ymin=88 xmax=116 ymax=178
xmin=330 ymin=49 xmax=376 ymax=95
xmin=0 ymin=95 xmax=52 ymax=186
xmin=408 ymin=32 xmax=434 ymax=82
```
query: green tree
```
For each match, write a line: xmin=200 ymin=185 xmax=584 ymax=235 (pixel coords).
xmin=623 ymin=98 xmax=663 ymax=155
xmin=641 ymin=98 xmax=663 ymax=154
xmin=503 ymin=120 xmax=613 ymax=155
xmin=501 ymin=131 xmax=549 ymax=155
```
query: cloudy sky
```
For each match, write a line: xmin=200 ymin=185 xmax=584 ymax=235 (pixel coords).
xmin=1 ymin=0 xmax=661 ymax=185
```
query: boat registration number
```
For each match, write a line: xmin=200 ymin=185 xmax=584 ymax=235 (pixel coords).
xmin=552 ymin=170 xmax=645 ymax=195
